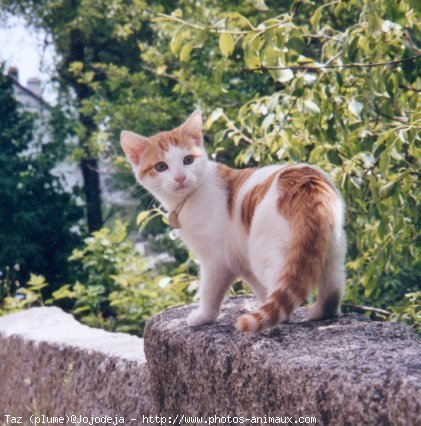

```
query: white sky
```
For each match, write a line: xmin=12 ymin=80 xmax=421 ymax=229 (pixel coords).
xmin=0 ymin=14 xmax=56 ymax=103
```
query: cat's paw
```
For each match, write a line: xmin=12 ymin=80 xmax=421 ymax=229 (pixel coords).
xmin=187 ymin=310 xmax=216 ymax=327
xmin=308 ymin=304 xmax=340 ymax=321
xmin=307 ymin=305 xmax=323 ymax=321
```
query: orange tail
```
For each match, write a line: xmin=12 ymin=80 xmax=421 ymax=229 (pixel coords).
xmin=236 ymin=166 xmax=337 ymax=332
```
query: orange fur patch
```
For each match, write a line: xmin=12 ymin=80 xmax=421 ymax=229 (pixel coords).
xmin=138 ymin=127 xmax=200 ymax=178
xmin=237 ymin=165 xmax=338 ymax=332
xmin=216 ymin=164 xmax=256 ymax=216
xmin=152 ymin=128 xmax=194 ymax=152
xmin=235 ymin=315 xmax=256 ymax=332
xmin=241 ymin=171 xmax=279 ymax=232
xmin=274 ymin=166 xmax=336 ymax=305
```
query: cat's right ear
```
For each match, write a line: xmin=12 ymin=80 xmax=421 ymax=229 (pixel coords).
xmin=120 ymin=131 xmax=149 ymax=166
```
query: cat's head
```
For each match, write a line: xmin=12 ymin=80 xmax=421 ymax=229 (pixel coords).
xmin=120 ymin=110 xmax=208 ymax=202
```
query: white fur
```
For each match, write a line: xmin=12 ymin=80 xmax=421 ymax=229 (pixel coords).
xmin=121 ymin=113 xmax=346 ymax=327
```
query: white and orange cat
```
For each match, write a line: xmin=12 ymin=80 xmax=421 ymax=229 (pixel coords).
xmin=121 ymin=110 xmax=346 ymax=332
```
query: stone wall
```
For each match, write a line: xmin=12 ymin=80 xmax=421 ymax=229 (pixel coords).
xmin=144 ymin=297 xmax=421 ymax=426
xmin=0 ymin=299 xmax=420 ymax=426
xmin=0 ymin=307 xmax=149 ymax=425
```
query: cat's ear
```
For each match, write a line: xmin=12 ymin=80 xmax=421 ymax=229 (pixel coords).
xmin=120 ymin=131 xmax=150 ymax=166
xmin=181 ymin=110 xmax=203 ymax=146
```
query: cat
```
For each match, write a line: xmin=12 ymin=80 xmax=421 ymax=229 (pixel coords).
xmin=120 ymin=110 xmax=346 ymax=332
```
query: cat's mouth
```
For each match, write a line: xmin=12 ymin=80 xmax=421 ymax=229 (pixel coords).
xmin=171 ymin=179 xmax=197 ymax=194
xmin=174 ymin=183 xmax=190 ymax=192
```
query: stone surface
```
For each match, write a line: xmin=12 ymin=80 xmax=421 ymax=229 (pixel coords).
xmin=0 ymin=307 xmax=149 ymax=423
xmin=145 ymin=296 xmax=421 ymax=426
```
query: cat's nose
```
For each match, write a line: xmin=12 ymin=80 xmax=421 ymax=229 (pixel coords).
xmin=174 ymin=175 xmax=186 ymax=184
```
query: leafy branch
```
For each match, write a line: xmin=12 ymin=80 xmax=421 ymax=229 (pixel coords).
xmin=156 ymin=12 xmax=339 ymax=40
xmin=343 ymin=303 xmax=392 ymax=318
xmin=140 ymin=64 xmax=179 ymax=82
xmin=244 ymin=54 xmax=421 ymax=72
xmin=156 ymin=12 xmax=291 ymax=35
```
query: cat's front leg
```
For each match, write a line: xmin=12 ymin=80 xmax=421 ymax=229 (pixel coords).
xmin=187 ymin=263 xmax=235 ymax=327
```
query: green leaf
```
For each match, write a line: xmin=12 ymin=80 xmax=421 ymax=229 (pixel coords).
xmin=27 ymin=274 xmax=47 ymax=288
xmin=171 ymin=9 xmax=183 ymax=18
xmin=194 ymin=30 xmax=207 ymax=47
xmin=263 ymin=45 xmax=278 ymax=67
xmin=348 ymin=100 xmax=363 ymax=118
xmin=52 ymin=285 xmax=74 ymax=300
xmin=274 ymin=69 xmax=294 ymax=83
xmin=347 ymin=36 xmax=359 ymax=62
xmin=170 ymin=27 xmax=183 ymax=55
xmin=219 ymin=33 xmax=235 ymax=57
xmin=136 ymin=210 xmax=154 ymax=226
xmin=310 ymin=7 xmax=322 ymax=30
xmin=304 ymin=100 xmax=321 ymax=114
xmin=390 ymin=147 xmax=404 ymax=162
xmin=204 ymin=108 xmax=224 ymax=129
xmin=252 ymin=0 xmax=269 ymax=11
xmin=225 ymin=12 xmax=253 ymax=29
xmin=179 ymin=42 xmax=193 ymax=62
xmin=244 ymin=49 xmax=261 ymax=69
xmin=327 ymin=149 xmax=341 ymax=165
xmin=380 ymin=181 xmax=398 ymax=199
xmin=379 ymin=151 xmax=390 ymax=175
xmin=367 ymin=10 xmax=382 ymax=34
xmin=374 ymin=130 xmax=394 ymax=151
xmin=286 ymin=37 xmax=304 ymax=55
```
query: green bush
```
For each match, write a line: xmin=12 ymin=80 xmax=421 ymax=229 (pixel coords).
xmin=1 ymin=218 xmax=418 ymax=332
xmin=0 ymin=67 xmax=83 ymax=291
xmin=389 ymin=292 xmax=421 ymax=331
xmin=1 ymin=1 xmax=419 ymax=333
xmin=69 ymin=0 xmax=419 ymax=320
xmin=50 ymin=221 xmax=197 ymax=335
xmin=0 ymin=273 xmax=47 ymax=315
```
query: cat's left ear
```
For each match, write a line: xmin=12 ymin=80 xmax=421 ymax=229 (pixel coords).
xmin=181 ymin=110 xmax=203 ymax=146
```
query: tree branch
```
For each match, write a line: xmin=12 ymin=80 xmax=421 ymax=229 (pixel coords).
xmin=399 ymin=84 xmax=421 ymax=93
xmin=342 ymin=303 xmax=392 ymax=317
xmin=140 ymin=64 xmax=179 ymax=82
xmin=158 ymin=13 xmax=338 ymax=40
xmin=377 ymin=111 xmax=409 ymax=124
xmin=244 ymin=54 xmax=421 ymax=72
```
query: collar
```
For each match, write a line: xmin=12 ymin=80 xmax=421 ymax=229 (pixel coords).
xmin=168 ymin=195 xmax=189 ymax=229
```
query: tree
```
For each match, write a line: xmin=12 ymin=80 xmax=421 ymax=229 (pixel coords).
xmin=0 ymin=66 xmax=83 ymax=291
xmin=1 ymin=0 xmax=251 ymax=230
xmin=164 ymin=0 xmax=421 ymax=310
xmin=3 ymin=0 xmax=419 ymax=321
xmin=77 ymin=0 xmax=420 ymax=310
xmin=2 ymin=0 xmax=162 ymax=231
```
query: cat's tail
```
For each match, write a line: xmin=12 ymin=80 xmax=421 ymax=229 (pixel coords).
xmin=235 ymin=166 xmax=337 ymax=332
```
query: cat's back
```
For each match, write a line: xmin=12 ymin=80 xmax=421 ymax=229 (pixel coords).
xmin=215 ymin=162 xmax=283 ymax=218
xmin=215 ymin=161 xmax=343 ymax=234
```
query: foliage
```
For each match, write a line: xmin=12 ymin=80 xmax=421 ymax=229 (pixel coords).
xmin=0 ymin=67 xmax=83 ymax=295
xmin=0 ymin=273 xmax=47 ymax=315
xmin=65 ymin=0 xmax=420 ymax=322
xmin=389 ymin=292 xmax=421 ymax=332
xmin=1 ymin=1 xmax=420 ymax=331
xmin=161 ymin=1 xmax=420 ymax=312
xmin=51 ymin=221 xmax=197 ymax=335
xmin=2 ymin=0 xmax=197 ymax=232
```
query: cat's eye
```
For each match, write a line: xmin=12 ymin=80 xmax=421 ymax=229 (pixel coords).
xmin=154 ymin=162 xmax=168 ymax=172
xmin=183 ymin=155 xmax=195 ymax=165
